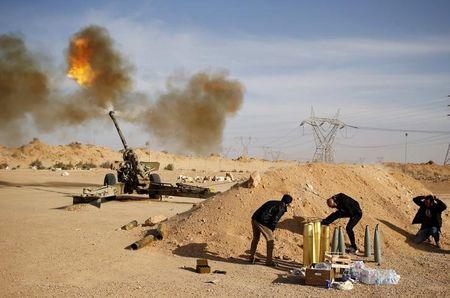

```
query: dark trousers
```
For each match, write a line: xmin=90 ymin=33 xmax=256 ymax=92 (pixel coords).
xmin=249 ymin=219 xmax=274 ymax=264
xmin=322 ymin=210 xmax=362 ymax=249
xmin=414 ymin=226 xmax=439 ymax=244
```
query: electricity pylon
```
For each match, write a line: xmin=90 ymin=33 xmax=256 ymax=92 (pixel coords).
xmin=444 ymin=144 xmax=450 ymax=165
xmin=300 ymin=108 xmax=346 ymax=163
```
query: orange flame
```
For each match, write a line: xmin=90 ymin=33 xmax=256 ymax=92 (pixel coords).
xmin=67 ymin=37 xmax=96 ymax=86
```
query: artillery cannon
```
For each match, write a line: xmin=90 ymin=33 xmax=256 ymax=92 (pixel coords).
xmin=73 ymin=111 xmax=218 ymax=206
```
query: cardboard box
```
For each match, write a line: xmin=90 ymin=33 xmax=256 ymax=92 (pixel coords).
xmin=305 ymin=268 xmax=334 ymax=286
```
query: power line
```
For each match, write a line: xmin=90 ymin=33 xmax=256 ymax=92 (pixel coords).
xmin=348 ymin=125 xmax=450 ymax=134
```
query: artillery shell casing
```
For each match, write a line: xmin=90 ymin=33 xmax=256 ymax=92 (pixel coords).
xmin=364 ymin=225 xmax=371 ymax=257
xmin=313 ymin=221 xmax=321 ymax=263
xmin=320 ymin=225 xmax=330 ymax=262
xmin=331 ymin=227 xmax=339 ymax=253
xmin=303 ymin=223 xmax=313 ymax=267
xmin=157 ymin=222 xmax=168 ymax=240
xmin=121 ymin=220 xmax=138 ymax=230
xmin=338 ymin=226 xmax=345 ymax=254
xmin=374 ymin=224 xmax=381 ymax=265
xmin=131 ymin=235 xmax=155 ymax=250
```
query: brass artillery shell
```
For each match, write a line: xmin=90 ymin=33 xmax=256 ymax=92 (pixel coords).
xmin=320 ymin=225 xmax=330 ymax=262
xmin=156 ymin=222 xmax=168 ymax=240
xmin=313 ymin=220 xmax=321 ymax=263
xmin=303 ymin=222 xmax=314 ymax=267
xmin=121 ymin=220 xmax=138 ymax=230
xmin=130 ymin=235 xmax=155 ymax=250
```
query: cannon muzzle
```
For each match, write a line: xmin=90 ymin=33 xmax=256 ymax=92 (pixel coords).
xmin=109 ymin=110 xmax=129 ymax=150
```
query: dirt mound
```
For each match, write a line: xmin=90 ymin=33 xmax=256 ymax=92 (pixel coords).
xmin=162 ymin=163 xmax=448 ymax=262
xmin=0 ymin=140 xmax=295 ymax=172
xmin=385 ymin=162 xmax=450 ymax=183
xmin=0 ymin=138 xmax=121 ymax=167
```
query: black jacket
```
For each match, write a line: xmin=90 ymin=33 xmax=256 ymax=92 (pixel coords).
xmin=412 ymin=195 xmax=446 ymax=229
xmin=332 ymin=193 xmax=362 ymax=217
xmin=252 ymin=200 xmax=288 ymax=231
xmin=322 ymin=193 xmax=362 ymax=225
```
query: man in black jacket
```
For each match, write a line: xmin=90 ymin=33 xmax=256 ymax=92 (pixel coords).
xmin=412 ymin=195 xmax=446 ymax=248
xmin=249 ymin=194 xmax=293 ymax=266
xmin=321 ymin=193 xmax=362 ymax=253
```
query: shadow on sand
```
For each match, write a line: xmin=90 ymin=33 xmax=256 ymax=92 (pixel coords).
xmin=378 ymin=219 xmax=449 ymax=255
xmin=172 ymin=242 xmax=303 ymax=273
xmin=277 ymin=216 xmax=307 ymax=234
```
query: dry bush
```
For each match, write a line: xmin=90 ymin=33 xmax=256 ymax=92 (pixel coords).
xmin=30 ymin=159 xmax=45 ymax=170
xmin=100 ymin=161 xmax=112 ymax=169
xmin=76 ymin=161 xmax=97 ymax=170
xmin=53 ymin=162 xmax=74 ymax=170
xmin=164 ymin=163 xmax=175 ymax=171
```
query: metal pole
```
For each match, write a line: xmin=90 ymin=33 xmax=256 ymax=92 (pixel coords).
xmin=404 ymin=132 xmax=408 ymax=164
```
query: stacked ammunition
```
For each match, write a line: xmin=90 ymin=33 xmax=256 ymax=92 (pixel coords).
xmin=303 ymin=220 xmax=330 ymax=267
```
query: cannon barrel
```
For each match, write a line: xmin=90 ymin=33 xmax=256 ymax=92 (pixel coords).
xmin=109 ymin=111 xmax=129 ymax=150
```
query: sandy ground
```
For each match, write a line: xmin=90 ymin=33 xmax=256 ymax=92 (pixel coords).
xmin=0 ymin=168 xmax=449 ymax=297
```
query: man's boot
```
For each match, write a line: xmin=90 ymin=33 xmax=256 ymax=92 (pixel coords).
xmin=266 ymin=240 xmax=276 ymax=266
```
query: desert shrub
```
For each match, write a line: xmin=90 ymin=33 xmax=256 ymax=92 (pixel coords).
xmin=30 ymin=159 xmax=45 ymax=170
xmin=100 ymin=161 xmax=112 ymax=169
xmin=164 ymin=163 xmax=175 ymax=171
xmin=76 ymin=161 xmax=97 ymax=170
xmin=53 ymin=162 xmax=74 ymax=170
xmin=0 ymin=162 xmax=8 ymax=169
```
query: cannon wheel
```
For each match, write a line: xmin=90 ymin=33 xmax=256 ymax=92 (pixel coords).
xmin=103 ymin=173 xmax=117 ymax=186
xmin=149 ymin=173 xmax=162 ymax=200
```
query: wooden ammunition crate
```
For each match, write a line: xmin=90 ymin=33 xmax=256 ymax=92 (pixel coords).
xmin=324 ymin=252 xmax=351 ymax=269
xmin=305 ymin=268 xmax=334 ymax=286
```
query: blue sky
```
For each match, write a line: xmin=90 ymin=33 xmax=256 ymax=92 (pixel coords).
xmin=1 ymin=1 xmax=449 ymax=162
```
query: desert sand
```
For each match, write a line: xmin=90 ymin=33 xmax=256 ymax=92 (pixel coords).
xmin=0 ymin=142 xmax=449 ymax=297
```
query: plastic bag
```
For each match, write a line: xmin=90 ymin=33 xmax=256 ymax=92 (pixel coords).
xmin=349 ymin=261 xmax=365 ymax=281
xmin=360 ymin=268 xmax=400 ymax=285
xmin=360 ymin=268 xmax=377 ymax=285
xmin=377 ymin=269 xmax=401 ymax=285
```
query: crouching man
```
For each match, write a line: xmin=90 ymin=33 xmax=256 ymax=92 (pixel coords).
xmin=412 ymin=195 xmax=446 ymax=248
xmin=249 ymin=194 xmax=293 ymax=266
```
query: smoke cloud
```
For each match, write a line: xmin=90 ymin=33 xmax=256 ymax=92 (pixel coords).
xmin=0 ymin=25 xmax=245 ymax=154
xmin=0 ymin=34 xmax=51 ymax=140
xmin=142 ymin=72 xmax=244 ymax=155
xmin=66 ymin=25 xmax=133 ymax=109
xmin=0 ymin=26 xmax=137 ymax=142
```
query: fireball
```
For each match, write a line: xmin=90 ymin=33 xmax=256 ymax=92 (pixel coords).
xmin=67 ymin=37 xmax=96 ymax=86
